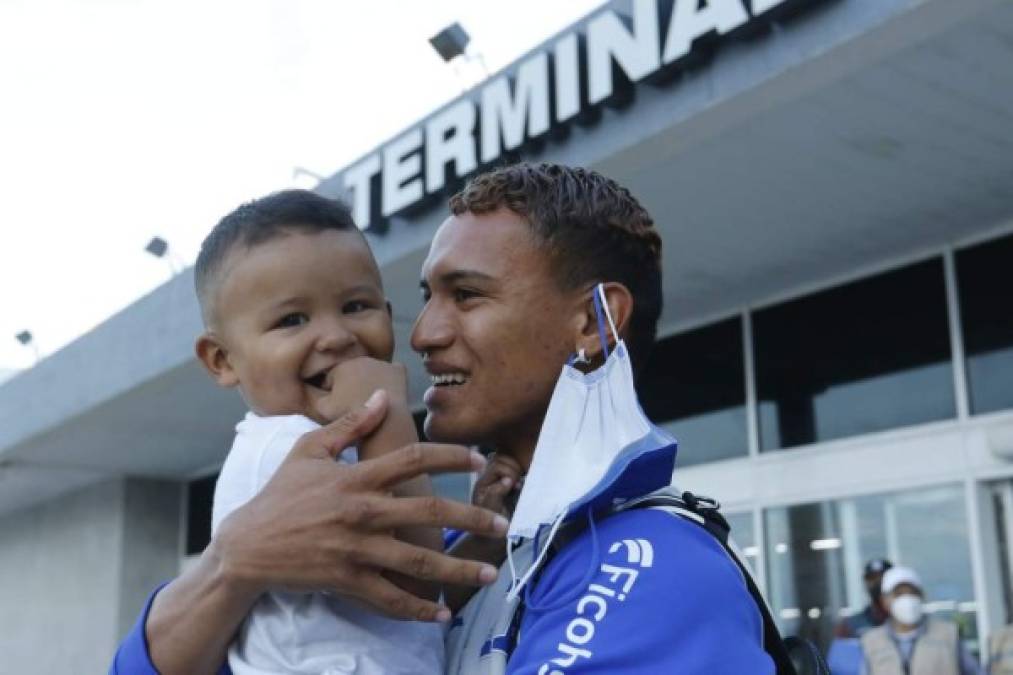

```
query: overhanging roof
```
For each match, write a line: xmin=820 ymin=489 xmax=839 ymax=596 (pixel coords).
xmin=3 ymin=0 xmax=1013 ymax=516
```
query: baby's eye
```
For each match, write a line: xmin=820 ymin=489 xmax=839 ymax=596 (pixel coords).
xmin=343 ymin=300 xmax=374 ymax=314
xmin=275 ymin=313 xmax=309 ymax=329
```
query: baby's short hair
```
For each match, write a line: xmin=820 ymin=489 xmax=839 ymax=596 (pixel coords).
xmin=195 ymin=189 xmax=359 ymax=326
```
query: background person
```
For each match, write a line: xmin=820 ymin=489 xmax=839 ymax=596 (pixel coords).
xmin=837 ymin=558 xmax=894 ymax=638
xmin=988 ymin=623 xmax=1013 ymax=674
xmin=860 ymin=565 xmax=980 ymax=675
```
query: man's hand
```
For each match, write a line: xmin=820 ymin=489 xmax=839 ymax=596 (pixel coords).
xmin=148 ymin=391 xmax=504 ymax=675
xmin=210 ymin=390 xmax=505 ymax=622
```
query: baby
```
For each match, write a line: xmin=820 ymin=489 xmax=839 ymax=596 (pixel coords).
xmin=194 ymin=189 xmax=443 ymax=675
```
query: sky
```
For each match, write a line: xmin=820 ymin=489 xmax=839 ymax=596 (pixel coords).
xmin=0 ymin=0 xmax=606 ymax=372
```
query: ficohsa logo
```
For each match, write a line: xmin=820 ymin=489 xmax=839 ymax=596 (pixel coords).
xmin=537 ymin=539 xmax=655 ymax=675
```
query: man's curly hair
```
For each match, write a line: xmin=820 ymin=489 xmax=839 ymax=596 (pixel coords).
xmin=449 ymin=163 xmax=663 ymax=372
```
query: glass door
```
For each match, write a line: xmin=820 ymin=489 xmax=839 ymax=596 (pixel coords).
xmin=988 ymin=480 xmax=1013 ymax=627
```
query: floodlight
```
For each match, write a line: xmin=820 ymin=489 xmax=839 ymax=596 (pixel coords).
xmin=145 ymin=236 xmax=169 ymax=258
xmin=429 ymin=22 xmax=470 ymax=62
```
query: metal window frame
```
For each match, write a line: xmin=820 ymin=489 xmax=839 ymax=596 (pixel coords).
xmin=653 ymin=224 xmax=1013 ymax=659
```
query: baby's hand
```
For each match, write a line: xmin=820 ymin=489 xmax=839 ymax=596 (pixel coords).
xmin=314 ymin=358 xmax=409 ymax=422
xmin=471 ymin=453 xmax=524 ymax=521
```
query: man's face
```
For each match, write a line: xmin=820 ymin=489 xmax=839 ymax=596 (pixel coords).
xmin=864 ymin=571 xmax=885 ymax=598
xmin=208 ymin=229 xmax=394 ymax=423
xmin=411 ymin=208 xmax=582 ymax=463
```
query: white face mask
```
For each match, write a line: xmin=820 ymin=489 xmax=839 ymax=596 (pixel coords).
xmin=505 ymin=285 xmax=677 ymax=599
xmin=890 ymin=594 xmax=924 ymax=626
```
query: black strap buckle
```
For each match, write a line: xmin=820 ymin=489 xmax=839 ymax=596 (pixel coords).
xmin=681 ymin=490 xmax=721 ymax=512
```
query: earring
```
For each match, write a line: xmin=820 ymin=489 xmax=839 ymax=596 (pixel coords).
xmin=573 ymin=348 xmax=589 ymax=365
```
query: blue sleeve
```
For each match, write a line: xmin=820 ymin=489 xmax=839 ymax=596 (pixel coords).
xmin=507 ymin=509 xmax=774 ymax=674
xmin=109 ymin=582 xmax=233 ymax=675
xmin=959 ymin=641 xmax=983 ymax=675
xmin=444 ymin=527 xmax=466 ymax=550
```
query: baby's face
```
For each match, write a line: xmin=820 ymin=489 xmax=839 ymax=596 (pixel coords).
xmin=211 ymin=229 xmax=394 ymax=420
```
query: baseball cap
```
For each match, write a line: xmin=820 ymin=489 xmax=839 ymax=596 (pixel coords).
xmin=880 ymin=566 xmax=922 ymax=595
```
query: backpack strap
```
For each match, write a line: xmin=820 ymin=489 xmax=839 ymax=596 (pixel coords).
xmin=619 ymin=489 xmax=803 ymax=675
xmin=507 ymin=488 xmax=828 ymax=674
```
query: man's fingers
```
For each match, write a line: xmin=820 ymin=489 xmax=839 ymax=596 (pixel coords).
xmin=349 ymin=573 xmax=451 ymax=623
xmin=351 ymin=442 xmax=486 ymax=489
xmin=349 ymin=494 xmax=508 ymax=536
xmin=357 ymin=536 xmax=500 ymax=588
xmin=294 ymin=390 xmax=389 ymax=460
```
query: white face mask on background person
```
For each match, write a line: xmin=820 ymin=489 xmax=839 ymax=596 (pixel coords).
xmin=505 ymin=284 xmax=678 ymax=600
xmin=889 ymin=594 xmax=925 ymax=626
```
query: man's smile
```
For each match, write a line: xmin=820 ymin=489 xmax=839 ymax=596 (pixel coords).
xmin=430 ymin=373 xmax=468 ymax=386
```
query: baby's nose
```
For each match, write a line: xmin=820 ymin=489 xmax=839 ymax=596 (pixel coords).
xmin=315 ymin=321 xmax=355 ymax=351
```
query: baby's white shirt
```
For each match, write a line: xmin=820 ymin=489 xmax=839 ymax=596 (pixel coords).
xmin=211 ymin=412 xmax=445 ymax=675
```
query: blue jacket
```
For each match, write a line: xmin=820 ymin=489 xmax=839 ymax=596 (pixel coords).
xmin=512 ymin=507 xmax=771 ymax=673
xmin=443 ymin=504 xmax=773 ymax=674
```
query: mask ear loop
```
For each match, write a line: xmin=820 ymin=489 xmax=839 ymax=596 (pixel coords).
xmin=506 ymin=512 xmax=566 ymax=602
xmin=591 ymin=288 xmax=611 ymax=359
xmin=591 ymin=283 xmax=620 ymax=359
xmin=597 ymin=283 xmax=620 ymax=345
xmin=524 ymin=506 xmax=601 ymax=613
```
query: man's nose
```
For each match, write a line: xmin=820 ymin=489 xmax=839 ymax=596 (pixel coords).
xmin=410 ymin=301 xmax=453 ymax=355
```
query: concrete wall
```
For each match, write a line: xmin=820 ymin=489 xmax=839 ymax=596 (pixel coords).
xmin=0 ymin=477 xmax=180 ymax=674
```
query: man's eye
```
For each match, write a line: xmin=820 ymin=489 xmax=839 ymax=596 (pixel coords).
xmin=420 ymin=288 xmax=432 ymax=303
xmin=275 ymin=313 xmax=308 ymax=328
xmin=454 ymin=288 xmax=479 ymax=302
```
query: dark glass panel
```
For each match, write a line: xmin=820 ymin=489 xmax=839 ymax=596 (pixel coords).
xmin=639 ymin=317 xmax=748 ymax=466
xmin=185 ymin=474 xmax=218 ymax=555
xmin=957 ymin=232 xmax=1013 ymax=415
xmin=754 ymin=259 xmax=954 ymax=451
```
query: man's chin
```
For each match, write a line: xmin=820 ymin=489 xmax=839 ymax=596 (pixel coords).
xmin=423 ymin=413 xmax=479 ymax=445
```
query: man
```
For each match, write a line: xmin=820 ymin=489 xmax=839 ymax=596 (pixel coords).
xmin=837 ymin=558 xmax=893 ymax=638
xmin=112 ymin=163 xmax=771 ymax=673
xmin=860 ymin=566 xmax=980 ymax=675
xmin=988 ymin=623 xmax=1013 ymax=674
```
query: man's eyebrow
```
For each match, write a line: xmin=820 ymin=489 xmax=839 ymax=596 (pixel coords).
xmin=422 ymin=270 xmax=497 ymax=287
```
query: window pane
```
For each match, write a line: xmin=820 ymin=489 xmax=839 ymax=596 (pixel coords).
xmin=640 ymin=318 xmax=747 ymax=466
xmin=957 ymin=232 xmax=1013 ymax=415
xmin=726 ymin=511 xmax=758 ymax=577
xmin=754 ymin=259 xmax=955 ymax=451
xmin=185 ymin=474 xmax=217 ymax=555
xmin=764 ymin=485 xmax=977 ymax=655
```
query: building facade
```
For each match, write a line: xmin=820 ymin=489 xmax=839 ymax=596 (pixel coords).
xmin=2 ymin=0 xmax=1013 ymax=670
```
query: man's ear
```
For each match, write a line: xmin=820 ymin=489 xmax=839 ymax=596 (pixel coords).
xmin=195 ymin=332 xmax=239 ymax=388
xmin=574 ymin=282 xmax=634 ymax=362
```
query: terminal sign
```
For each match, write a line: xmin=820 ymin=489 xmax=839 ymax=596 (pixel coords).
xmin=344 ymin=0 xmax=821 ymax=231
